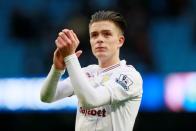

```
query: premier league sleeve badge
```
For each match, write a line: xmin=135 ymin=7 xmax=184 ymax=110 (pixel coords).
xmin=116 ymin=74 xmax=133 ymax=91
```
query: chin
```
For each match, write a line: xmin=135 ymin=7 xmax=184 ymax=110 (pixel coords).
xmin=95 ymin=52 xmax=107 ymax=58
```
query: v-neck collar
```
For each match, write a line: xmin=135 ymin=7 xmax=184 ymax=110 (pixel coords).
xmin=98 ymin=60 xmax=126 ymax=74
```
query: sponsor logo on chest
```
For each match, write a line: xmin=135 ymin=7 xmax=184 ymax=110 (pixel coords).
xmin=80 ymin=107 xmax=106 ymax=117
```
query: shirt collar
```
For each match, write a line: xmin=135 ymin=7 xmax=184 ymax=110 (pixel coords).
xmin=98 ymin=60 xmax=126 ymax=73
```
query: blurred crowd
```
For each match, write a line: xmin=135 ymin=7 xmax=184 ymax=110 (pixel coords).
xmin=0 ymin=0 xmax=196 ymax=77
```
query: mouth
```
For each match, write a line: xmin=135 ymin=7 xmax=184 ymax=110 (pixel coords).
xmin=95 ymin=47 xmax=106 ymax=51
xmin=95 ymin=47 xmax=106 ymax=52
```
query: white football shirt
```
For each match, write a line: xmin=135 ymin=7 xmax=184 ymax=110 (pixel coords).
xmin=55 ymin=60 xmax=143 ymax=131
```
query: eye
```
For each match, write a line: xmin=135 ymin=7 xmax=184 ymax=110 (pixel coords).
xmin=91 ymin=33 xmax=98 ymax=38
xmin=103 ymin=32 xmax=111 ymax=37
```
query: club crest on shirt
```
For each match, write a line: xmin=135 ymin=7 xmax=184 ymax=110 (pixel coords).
xmin=116 ymin=74 xmax=133 ymax=91
xmin=102 ymin=75 xmax=110 ymax=82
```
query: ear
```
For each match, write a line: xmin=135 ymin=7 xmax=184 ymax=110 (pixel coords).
xmin=118 ymin=35 xmax=125 ymax=48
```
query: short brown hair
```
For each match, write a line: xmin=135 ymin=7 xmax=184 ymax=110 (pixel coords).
xmin=89 ymin=10 xmax=127 ymax=34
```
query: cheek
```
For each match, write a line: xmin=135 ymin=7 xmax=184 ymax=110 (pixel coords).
xmin=90 ymin=42 xmax=96 ymax=53
xmin=90 ymin=41 xmax=94 ymax=47
xmin=90 ymin=40 xmax=94 ymax=47
xmin=90 ymin=39 xmax=96 ymax=45
xmin=110 ymin=39 xmax=119 ymax=48
xmin=111 ymin=44 xmax=120 ymax=53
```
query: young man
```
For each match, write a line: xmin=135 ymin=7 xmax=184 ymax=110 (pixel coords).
xmin=40 ymin=10 xmax=143 ymax=131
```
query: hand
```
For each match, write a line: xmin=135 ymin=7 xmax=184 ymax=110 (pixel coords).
xmin=55 ymin=29 xmax=80 ymax=58
xmin=53 ymin=48 xmax=82 ymax=70
xmin=53 ymin=29 xmax=82 ymax=70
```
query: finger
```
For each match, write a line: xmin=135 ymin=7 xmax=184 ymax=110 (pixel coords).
xmin=62 ymin=29 xmax=69 ymax=33
xmin=71 ymin=30 xmax=80 ymax=44
xmin=62 ymin=29 xmax=71 ymax=39
xmin=55 ymin=48 xmax=61 ymax=55
xmin=56 ymin=36 xmax=67 ymax=48
xmin=63 ymin=29 xmax=78 ymax=42
xmin=58 ymin=32 xmax=72 ymax=44
xmin=67 ymin=30 xmax=77 ymax=44
xmin=54 ymin=48 xmax=62 ymax=58
xmin=55 ymin=39 xmax=63 ymax=49
xmin=75 ymin=50 xmax=82 ymax=58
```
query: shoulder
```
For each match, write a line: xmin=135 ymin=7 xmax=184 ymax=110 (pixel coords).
xmin=118 ymin=64 xmax=139 ymax=75
xmin=117 ymin=64 xmax=143 ymax=84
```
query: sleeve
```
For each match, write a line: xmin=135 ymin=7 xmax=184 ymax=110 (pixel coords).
xmin=40 ymin=65 xmax=74 ymax=103
xmin=53 ymin=77 xmax=74 ymax=101
xmin=64 ymin=54 xmax=111 ymax=108
xmin=104 ymin=70 xmax=143 ymax=105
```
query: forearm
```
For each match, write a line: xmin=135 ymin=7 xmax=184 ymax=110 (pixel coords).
xmin=40 ymin=65 xmax=64 ymax=103
xmin=64 ymin=54 xmax=110 ymax=108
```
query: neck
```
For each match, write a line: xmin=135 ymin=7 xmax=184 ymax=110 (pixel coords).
xmin=98 ymin=53 xmax=120 ymax=68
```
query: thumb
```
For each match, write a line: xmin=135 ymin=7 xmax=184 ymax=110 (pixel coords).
xmin=76 ymin=50 xmax=82 ymax=58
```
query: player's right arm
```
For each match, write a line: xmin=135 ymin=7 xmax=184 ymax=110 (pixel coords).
xmin=40 ymin=48 xmax=82 ymax=103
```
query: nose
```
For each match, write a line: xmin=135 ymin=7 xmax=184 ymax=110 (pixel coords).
xmin=97 ymin=39 xmax=103 ymax=44
xmin=96 ymin=35 xmax=104 ymax=44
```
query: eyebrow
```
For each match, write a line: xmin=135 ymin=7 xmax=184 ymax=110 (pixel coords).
xmin=90 ymin=29 xmax=112 ymax=34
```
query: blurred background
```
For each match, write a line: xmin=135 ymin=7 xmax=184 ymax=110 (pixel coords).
xmin=0 ymin=0 xmax=196 ymax=130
